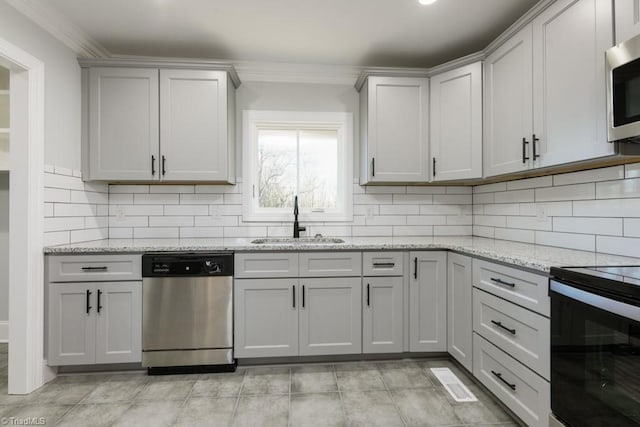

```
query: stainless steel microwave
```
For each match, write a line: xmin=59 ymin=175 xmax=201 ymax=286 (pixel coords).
xmin=607 ymin=33 xmax=640 ymax=143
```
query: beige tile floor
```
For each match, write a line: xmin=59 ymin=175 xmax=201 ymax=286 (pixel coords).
xmin=0 ymin=344 xmax=517 ymax=426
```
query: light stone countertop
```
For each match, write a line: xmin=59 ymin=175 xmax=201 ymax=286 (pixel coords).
xmin=43 ymin=236 xmax=640 ymax=273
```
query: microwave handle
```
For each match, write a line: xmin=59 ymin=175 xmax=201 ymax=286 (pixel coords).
xmin=550 ymin=280 xmax=640 ymax=322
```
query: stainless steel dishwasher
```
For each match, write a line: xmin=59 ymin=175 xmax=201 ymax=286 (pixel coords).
xmin=142 ymin=253 xmax=235 ymax=374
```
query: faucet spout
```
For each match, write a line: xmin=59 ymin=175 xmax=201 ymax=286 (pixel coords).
xmin=293 ymin=195 xmax=306 ymax=238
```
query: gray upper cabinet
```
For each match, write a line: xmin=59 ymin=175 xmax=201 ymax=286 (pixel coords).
xmin=484 ymin=25 xmax=533 ymax=178
xmin=430 ymin=62 xmax=483 ymax=181
xmin=447 ymin=253 xmax=472 ymax=371
xmin=409 ymin=251 xmax=447 ymax=352
xmin=615 ymin=0 xmax=640 ymax=43
xmin=88 ymin=67 xmax=159 ymax=181
xmin=160 ymin=69 xmax=235 ymax=182
xmin=531 ymin=0 xmax=614 ymax=167
xmin=358 ymin=76 xmax=430 ymax=184
xmin=82 ymin=61 xmax=239 ymax=183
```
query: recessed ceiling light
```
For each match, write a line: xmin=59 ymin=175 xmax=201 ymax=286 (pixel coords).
xmin=418 ymin=0 xmax=437 ymax=4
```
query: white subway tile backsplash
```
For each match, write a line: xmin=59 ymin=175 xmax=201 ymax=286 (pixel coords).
xmin=506 ymin=216 xmax=552 ymax=231
xmin=109 ymin=228 xmax=133 ymax=239
xmin=223 ymin=193 xmax=242 ymax=205
xmin=108 ymin=193 xmax=134 ymax=204
xmin=44 ymin=231 xmax=70 ymax=246
xmin=365 ymin=186 xmax=407 ymax=194
xmin=54 ymin=203 xmax=97 ymax=217
xmin=433 ymin=194 xmax=472 ymax=205
xmin=392 ymin=194 xmax=433 ymax=205
xmin=473 ymin=193 xmax=494 ymax=205
xmin=446 ymin=186 xmax=473 ymax=194
xmin=434 ymin=226 xmax=472 ymax=236
xmin=624 ymin=218 xmax=640 ymax=237
xmin=134 ymin=227 xmax=179 ymax=239
xmin=110 ymin=204 xmax=164 ymax=216
xmin=180 ymin=194 xmax=224 ymax=205
xmin=149 ymin=185 xmax=195 ymax=194
xmin=494 ymin=189 xmax=535 ymax=204
xmin=365 ymin=215 xmax=407 ymax=226
xmin=474 ymin=182 xmax=507 ymax=194
xmin=597 ymin=236 xmax=640 ymax=258
xmin=353 ymin=194 xmax=393 ymax=205
xmin=70 ymin=228 xmax=107 ymax=244
xmin=194 ymin=216 xmax=239 ymax=227
xmin=406 ymin=215 xmax=447 ymax=226
xmin=625 ymin=162 xmax=640 ymax=179
xmin=535 ymin=231 xmax=595 ymax=252
xmin=44 ymin=203 xmax=54 ymax=217
xmin=506 ymin=176 xmax=552 ymax=191
xmin=379 ymin=205 xmax=419 ymax=215
xmin=134 ymin=193 xmax=180 ymax=205
xmin=45 ymin=188 xmax=71 ymax=203
xmin=483 ymin=203 xmax=520 ymax=216
xmin=44 ymin=172 xmax=86 ymax=191
xmin=163 ymin=205 xmax=209 ymax=216
xmin=84 ymin=216 xmax=109 ymax=230
xmin=573 ymin=198 xmax=640 ymax=217
xmin=405 ymin=186 xmax=447 ymax=194
xmin=44 ymin=217 xmax=85 ymax=232
xmin=519 ymin=201 xmax=573 ymax=217
xmin=474 ymin=215 xmax=506 ymax=227
xmin=352 ymin=226 xmax=393 ymax=237
xmin=535 ymin=183 xmax=595 ymax=202
xmin=70 ymin=190 xmax=108 ymax=205
xmin=223 ymin=226 xmax=268 ymax=238
xmin=149 ymin=216 xmax=195 ymax=227
xmin=420 ymin=205 xmax=466 ymax=215
xmin=596 ymin=178 xmax=640 ymax=199
xmin=494 ymin=228 xmax=535 ymax=244
xmin=473 ymin=226 xmax=495 ymax=238
xmin=392 ymin=226 xmax=433 ymax=236
xmin=180 ymin=227 xmax=223 ymax=238
xmin=109 ymin=185 xmax=149 ymax=194
xmin=446 ymin=215 xmax=473 ymax=225
xmin=195 ymin=185 xmax=239 ymax=194
xmin=553 ymin=166 xmax=624 ymax=186
xmin=553 ymin=217 xmax=623 ymax=236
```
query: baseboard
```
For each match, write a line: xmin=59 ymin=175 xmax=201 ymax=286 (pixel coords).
xmin=0 ymin=320 xmax=8 ymax=343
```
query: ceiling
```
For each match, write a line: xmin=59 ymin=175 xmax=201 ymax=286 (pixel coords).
xmin=44 ymin=0 xmax=539 ymax=68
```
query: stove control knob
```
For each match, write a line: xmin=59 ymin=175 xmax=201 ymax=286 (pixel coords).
xmin=204 ymin=260 xmax=221 ymax=274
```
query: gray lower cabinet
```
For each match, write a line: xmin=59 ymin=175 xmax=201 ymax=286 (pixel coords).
xmin=234 ymin=277 xmax=361 ymax=358
xmin=48 ymin=281 xmax=141 ymax=366
xmin=409 ymin=251 xmax=447 ymax=352
xmin=447 ymin=253 xmax=472 ymax=371
xmin=299 ymin=278 xmax=362 ymax=356
xmin=363 ymin=277 xmax=403 ymax=354
xmin=234 ymin=279 xmax=298 ymax=358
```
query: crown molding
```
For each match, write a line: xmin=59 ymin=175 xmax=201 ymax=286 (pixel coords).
xmin=5 ymin=0 xmax=110 ymax=58
xmin=79 ymin=55 xmax=242 ymax=87
xmin=427 ymin=51 xmax=485 ymax=76
xmin=233 ymin=61 xmax=362 ymax=86
xmin=354 ymin=67 xmax=430 ymax=91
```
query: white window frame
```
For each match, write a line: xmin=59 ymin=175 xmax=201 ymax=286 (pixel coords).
xmin=242 ymin=110 xmax=353 ymax=222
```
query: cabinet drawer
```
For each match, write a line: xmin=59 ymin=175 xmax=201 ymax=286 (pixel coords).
xmin=473 ymin=289 xmax=550 ymax=380
xmin=473 ymin=333 xmax=550 ymax=427
xmin=299 ymin=252 xmax=362 ymax=277
xmin=48 ymin=255 xmax=142 ymax=282
xmin=363 ymin=252 xmax=403 ymax=276
xmin=473 ymin=259 xmax=549 ymax=316
xmin=235 ymin=253 xmax=299 ymax=278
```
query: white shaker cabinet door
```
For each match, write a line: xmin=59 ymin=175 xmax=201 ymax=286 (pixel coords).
xmin=48 ymin=283 xmax=96 ymax=366
xmin=409 ymin=252 xmax=447 ymax=352
xmin=483 ymin=25 xmax=533 ymax=177
xmin=532 ymin=0 xmax=614 ymax=168
xmin=234 ymin=279 xmax=299 ymax=358
xmin=447 ymin=253 xmax=473 ymax=371
xmin=160 ymin=69 xmax=234 ymax=182
xmin=615 ymin=0 xmax=640 ymax=43
xmin=94 ymin=282 xmax=142 ymax=364
xmin=362 ymin=277 xmax=404 ymax=354
xmin=298 ymin=278 xmax=362 ymax=356
xmin=362 ymin=77 xmax=430 ymax=183
xmin=430 ymin=62 xmax=483 ymax=181
xmin=88 ymin=67 xmax=159 ymax=181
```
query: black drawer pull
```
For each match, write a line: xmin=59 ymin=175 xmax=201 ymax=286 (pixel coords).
xmin=151 ymin=155 xmax=156 ymax=176
xmin=82 ymin=266 xmax=108 ymax=271
xmin=97 ymin=289 xmax=103 ymax=314
xmin=491 ymin=320 xmax=516 ymax=335
xmin=367 ymin=284 xmax=370 ymax=307
xmin=302 ymin=285 xmax=305 ymax=308
xmin=491 ymin=370 xmax=516 ymax=391
xmin=490 ymin=277 xmax=515 ymax=288
xmin=522 ymin=138 xmax=529 ymax=164
xmin=292 ymin=285 xmax=296 ymax=309
xmin=86 ymin=290 xmax=92 ymax=314
xmin=373 ymin=262 xmax=395 ymax=268
xmin=414 ymin=257 xmax=418 ymax=279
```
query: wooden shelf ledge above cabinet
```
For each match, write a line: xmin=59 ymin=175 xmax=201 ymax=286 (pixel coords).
xmin=80 ymin=58 xmax=241 ymax=183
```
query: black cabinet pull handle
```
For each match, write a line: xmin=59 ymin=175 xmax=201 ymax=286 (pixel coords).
xmin=162 ymin=155 xmax=167 ymax=175
xmin=292 ymin=285 xmax=296 ymax=309
xmin=433 ymin=157 xmax=436 ymax=177
xmin=367 ymin=284 xmax=370 ymax=307
xmin=372 ymin=158 xmax=375 ymax=177
xmin=414 ymin=257 xmax=418 ymax=279
xmin=302 ymin=285 xmax=305 ymax=308
xmin=490 ymin=277 xmax=516 ymax=288
xmin=151 ymin=155 xmax=156 ymax=175
xmin=373 ymin=262 xmax=395 ymax=268
xmin=491 ymin=320 xmax=516 ymax=335
xmin=81 ymin=266 xmax=108 ymax=271
xmin=491 ymin=370 xmax=516 ymax=391
xmin=522 ymin=138 xmax=529 ymax=164
xmin=86 ymin=290 xmax=92 ymax=314
xmin=97 ymin=289 xmax=103 ymax=314
xmin=532 ymin=134 xmax=540 ymax=160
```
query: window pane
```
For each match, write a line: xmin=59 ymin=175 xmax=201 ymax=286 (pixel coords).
xmin=258 ymin=129 xmax=297 ymax=208
xmin=299 ymin=129 xmax=338 ymax=209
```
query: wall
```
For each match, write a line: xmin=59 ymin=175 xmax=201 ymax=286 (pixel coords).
xmin=0 ymin=172 xmax=8 ymax=325
xmin=44 ymin=166 xmax=108 ymax=246
xmin=0 ymin=1 xmax=81 ymax=170
xmin=472 ymin=163 xmax=640 ymax=258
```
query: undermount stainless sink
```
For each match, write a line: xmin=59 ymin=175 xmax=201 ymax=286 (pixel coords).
xmin=250 ymin=237 xmax=345 ymax=244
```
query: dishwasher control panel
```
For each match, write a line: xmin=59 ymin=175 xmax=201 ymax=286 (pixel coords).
xmin=142 ymin=253 xmax=233 ymax=277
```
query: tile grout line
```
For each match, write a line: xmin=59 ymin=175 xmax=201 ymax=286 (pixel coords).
xmin=376 ymin=364 xmax=409 ymax=427
xmin=332 ymin=364 xmax=350 ymax=427
xmin=287 ymin=367 xmax=292 ymax=427
xmin=229 ymin=369 xmax=247 ymax=425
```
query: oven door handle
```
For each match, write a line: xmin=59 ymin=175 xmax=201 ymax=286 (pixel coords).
xmin=550 ymin=280 xmax=640 ymax=322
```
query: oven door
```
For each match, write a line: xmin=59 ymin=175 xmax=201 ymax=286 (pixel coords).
xmin=550 ymin=280 xmax=640 ymax=426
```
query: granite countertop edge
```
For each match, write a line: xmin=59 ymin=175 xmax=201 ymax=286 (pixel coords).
xmin=43 ymin=237 xmax=640 ymax=274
